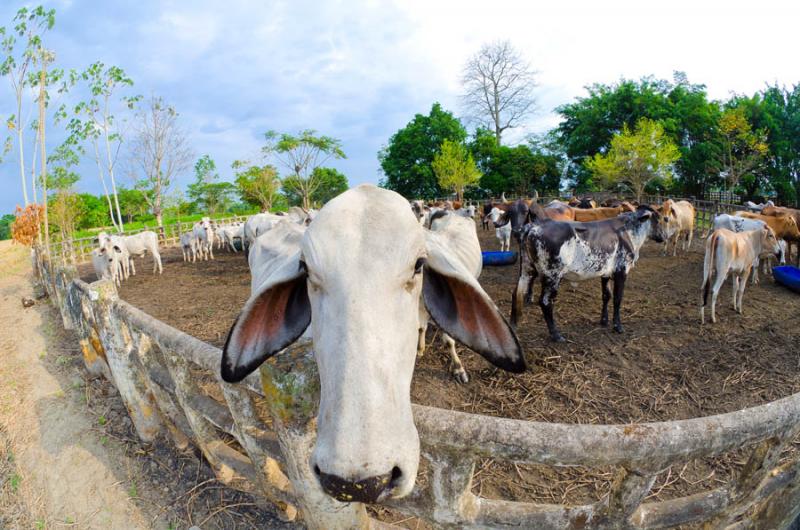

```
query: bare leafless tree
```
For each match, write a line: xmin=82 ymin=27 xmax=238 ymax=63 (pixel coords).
xmin=129 ymin=96 xmax=193 ymax=228
xmin=461 ymin=40 xmax=538 ymax=145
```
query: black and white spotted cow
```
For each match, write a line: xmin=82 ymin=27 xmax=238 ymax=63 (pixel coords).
xmin=512 ymin=203 xmax=667 ymax=341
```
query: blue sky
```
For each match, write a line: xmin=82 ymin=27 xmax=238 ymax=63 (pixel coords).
xmin=1 ymin=0 xmax=798 ymax=215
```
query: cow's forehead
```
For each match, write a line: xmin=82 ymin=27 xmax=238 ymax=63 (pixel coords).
xmin=303 ymin=186 xmax=424 ymax=269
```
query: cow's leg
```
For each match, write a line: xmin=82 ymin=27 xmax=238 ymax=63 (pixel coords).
xmin=752 ymin=258 xmax=760 ymax=285
xmin=443 ymin=333 xmax=468 ymax=384
xmin=209 ymin=241 xmax=214 ymax=260
xmin=600 ymin=277 xmax=611 ymax=326
xmin=611 ymin=271 xmax=626 ymax=333
xmin=155 ymin=251 xmax=162 ymax=274
xmin=737 ymin=270 xmax=749 ymax=314
xmin=512 ymin=258 xmax=534 ymax=326
xmin=710 ymin=264 xmax=729 ymax=324
xmin=417 ymin=306 xmax=428 ymax=357
xmin=732 ymin=274 xmax=740 ymax=309
xmin=672 ymin=233 xmax=679 ymax=257
xmin=524 ymin=268 xmax=538 ymax=305
xmin=686 ymin=228 xmax=694 ymax=252
xmin=539 ymin=276 xmax=564 ymax=342
xmin=128 ymin=258 xmax=135 ymax=277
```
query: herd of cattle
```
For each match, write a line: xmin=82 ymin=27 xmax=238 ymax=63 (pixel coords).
xmin=85 ymin=185 xmax=800 ymax=504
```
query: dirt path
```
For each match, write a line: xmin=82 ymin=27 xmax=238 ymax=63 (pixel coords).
xmin=0 ymin=240 xmax=153 ymax=529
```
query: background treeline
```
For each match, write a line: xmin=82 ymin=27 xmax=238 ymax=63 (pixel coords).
xmin=380 ymin=73 xmax=800 ymax=205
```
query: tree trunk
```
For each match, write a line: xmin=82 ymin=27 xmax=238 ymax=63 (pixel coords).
xmin=39 ymin=62 xmax=50 ymax=258
xmin=102 ymin=96 xmax=125 ymax=232
xmin=17 ymin=95 xmax=28 ymax=206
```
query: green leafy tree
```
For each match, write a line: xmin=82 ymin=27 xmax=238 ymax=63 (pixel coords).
xmin=0 ymin=5 xmax=55 ymax=206
xmin=117 ymin=187 xmax=149 ymax=223
xmin=309 ymin=167 xmax=348 ymax=205
xmin=70 ymin=62 xmax=140 ymax=232
xmin=585 ymin=118 xmax=680 ymax=201
xmin=0 ymin=214 xmax=14 ymax=240
xmin=283 ymin=167 xmax=349 ymax=207
xmin=469 ymin=128 xmax=561 ymax=196
xmin=262 ymin=129 xmax=346 ymax=210
xmin=432 ymin=139 xmax=480 ymax=201
xmin=556 ymin=75 xmax=722 ymax=195
xmin=379 ymin=103 xmax=467 ymax=199
xmin=75 ymin=193 xmax=110 ymax=229
xmin=187 ymin=155 xmax=236 ymax=214
xmin=718 ymin=106 xmax=769 ymax=193
xmin=233 ymin=161 xmax=281 ymax=212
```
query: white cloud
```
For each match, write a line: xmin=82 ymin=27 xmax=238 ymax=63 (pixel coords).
xmin=2 ymin=0 xmax=800 ymax=212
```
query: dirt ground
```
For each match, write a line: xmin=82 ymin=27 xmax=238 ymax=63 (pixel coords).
xmin=1 ymin=241 xmax=290 ymax=529
xmin=79 ymin=223 xmax=800 ymax=514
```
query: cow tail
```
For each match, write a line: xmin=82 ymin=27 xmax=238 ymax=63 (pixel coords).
xmin=702 ymin=232 xmax=719 ymax=308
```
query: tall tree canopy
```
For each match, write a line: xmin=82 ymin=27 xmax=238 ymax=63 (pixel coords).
xmin=585 ymin=118 xmax=681 ymax=201
xmin=379 ymin=103 xmax=467 ymax=199
xmin=556 ymin=75 xmax=722 ymax=196
xmin=262 ymin=129 xmax=345 ymax=210
xmin=461 ymin=40 xmax=538 ymax=145
xmin=432 ymin=139 xmax=481 ymax=201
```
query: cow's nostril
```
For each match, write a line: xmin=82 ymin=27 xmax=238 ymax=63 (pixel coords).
xmin=313 ymin=464 xmax=321 ymax=477
xmin=390 ymin=466 xmax=402 ymax=483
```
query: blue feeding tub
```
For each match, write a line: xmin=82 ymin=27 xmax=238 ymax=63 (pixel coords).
xmin=773 ymin=265 xmax=800 ymax=294
xmin=482 ymin=251 xmax=518 ymax=267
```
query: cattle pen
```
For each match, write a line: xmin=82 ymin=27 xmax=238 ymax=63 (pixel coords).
xmin=34 ymin=195 xmax=800 ymax=529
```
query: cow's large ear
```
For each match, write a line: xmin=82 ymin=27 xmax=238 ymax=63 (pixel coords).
xmin=423 ymin=235 xmax=525 ymax=374
xmin=221 ymin=265 xmax=311 ymax=383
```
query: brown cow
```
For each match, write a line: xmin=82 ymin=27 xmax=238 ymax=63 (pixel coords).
xmin=658 ymin=199 xmax=695 ymax=256
xmin=571 ymin=206 xmax=628 ymax=222
xmin=735 ymin=211 xmax=800 ymax=266
xmin=761 ymin=205 xmax=800 ymax=263
xmin=701 ymin=226 xmax=782 ymax=324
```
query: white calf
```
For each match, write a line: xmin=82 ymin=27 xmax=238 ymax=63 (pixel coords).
xmin=487 ymin=207 xmax=512 ymax=251
xmin=120 ymin=230 xmax=162 ymax=274
xmin=91 ymin=248 xmax=123 ymax=286
xmin=193 ymin=218 xmax=214 ymax=261
xmin=701 ymin=227 xmax=782 ymax=324
xmin=96 ymin=232 xmax=131 ymax=280
xmin=180 ymin=232 xmax=197 ymax=262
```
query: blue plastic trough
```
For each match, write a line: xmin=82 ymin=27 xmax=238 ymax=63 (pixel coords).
xmin=482 ymin=251 xmax=517 ymax=267
xmin=773 ymin=265 xmax=800 ymax=294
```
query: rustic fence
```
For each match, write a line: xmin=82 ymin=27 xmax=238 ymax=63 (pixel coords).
xmin=31 ymin=240 xmax=800 ymax=529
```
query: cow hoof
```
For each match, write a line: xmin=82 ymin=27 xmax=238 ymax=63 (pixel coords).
xmin=600 ymin=318 xmax=608 ymax=327
xmin=453 ymin=370 xmax=469 ymax=384
xmin=550 ymin=333 xmax=566 ymax=343
xmin=613 ymin=324 xmax=624 ymax=333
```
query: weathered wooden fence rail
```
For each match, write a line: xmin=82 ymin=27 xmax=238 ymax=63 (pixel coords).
xmin=35 ymin=222 xmax=800 ymax=528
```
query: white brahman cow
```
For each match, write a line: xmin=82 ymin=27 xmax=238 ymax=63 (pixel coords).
xmin=193 ymin=218 xmax=214 ymax=261
xmin=120 ymin=230 xmax=162 ymax=274
xmin=221 ymin=185 xmax=524 ymax=504
xmin=486 ymin=207 xmax=512 ymax=251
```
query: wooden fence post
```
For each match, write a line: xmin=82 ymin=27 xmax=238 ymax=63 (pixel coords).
xmin=93 ymin=280 xmax=163 ymax=442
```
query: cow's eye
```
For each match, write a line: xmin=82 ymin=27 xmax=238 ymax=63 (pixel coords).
xmin=414 ymin=258 xmax=426 ymax=275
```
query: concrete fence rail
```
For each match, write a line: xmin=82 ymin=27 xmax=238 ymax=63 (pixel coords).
xmin=33 ymin=202 xmax=800 ymax=528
